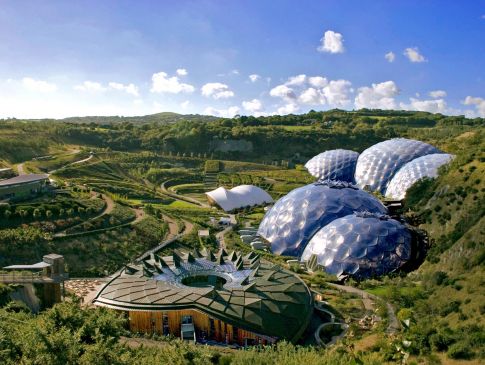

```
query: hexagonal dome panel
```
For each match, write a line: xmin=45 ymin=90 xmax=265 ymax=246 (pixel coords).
xmin=355 ymin=138 xmax=442 ymax=194
xmin=301 ymin=212 xmax=412 ymax=278
xmin=305 ymin=149 xmax=359 ymax=182
xmin=257 ymin=181 xmax=387 ymax=257
xmin=385 ymin=153 xmax=454 ymax=200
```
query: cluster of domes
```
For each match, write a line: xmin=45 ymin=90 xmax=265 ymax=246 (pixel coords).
xmin=257 ymin=180 xmax=387 ymax=257
xmin=354 ymin=138 xmax=443 ymax=194
xmin=257 ymin=138 xmax=450 ymax=278
xmin=304 ymin=138 xmax=453 ymax=199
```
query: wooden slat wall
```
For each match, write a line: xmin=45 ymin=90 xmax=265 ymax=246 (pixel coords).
xmin=128 ymin=309 xmax=267 ymax=345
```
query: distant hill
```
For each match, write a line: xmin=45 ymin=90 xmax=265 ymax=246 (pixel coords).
xmin=61 ymin=112 xmax=219 ymax=125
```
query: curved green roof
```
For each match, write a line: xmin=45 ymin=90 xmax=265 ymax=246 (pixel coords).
xmin=93 ymin=249 xmax=313 ymax=342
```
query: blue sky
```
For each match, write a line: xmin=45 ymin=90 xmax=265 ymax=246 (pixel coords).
xmin=0 ymin=0 xmax=484 ymax=118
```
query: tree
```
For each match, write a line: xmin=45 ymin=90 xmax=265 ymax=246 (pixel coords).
xmin=33 ymin=209 xmax=41 ymax=220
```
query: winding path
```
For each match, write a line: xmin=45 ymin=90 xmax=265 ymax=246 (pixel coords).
xmin=53 ymin=194 xmax=115 ymax=237
xmin=16 ymin=163 xmax=26 ymax=175
xmin=160 ymin=180 xmax=210 ymax=208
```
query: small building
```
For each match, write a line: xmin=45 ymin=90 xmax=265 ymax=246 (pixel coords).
xmin=93 ymin=249 xmax=313 ymax=346
xmin=1 ymin=254 xmax=68 ymax=308
xmin=0 ymin=173 xmax=49 ymax=200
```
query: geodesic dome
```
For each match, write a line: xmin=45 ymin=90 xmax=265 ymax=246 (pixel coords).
xmin=301 ymin=212 xmax=412 ymax=279
xmin=355 ymin=138 xmax=442 ymax=194
xmin=385 ymin=153 xmax=454 ymax=200
xmin=305 ymin=149 xmax=359 ymax=182
xmin=257 ymin=180 xmax=387 ymax=257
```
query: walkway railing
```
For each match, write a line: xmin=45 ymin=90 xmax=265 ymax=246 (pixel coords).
xmin=0 ymin=272 xmax=68 ymax=284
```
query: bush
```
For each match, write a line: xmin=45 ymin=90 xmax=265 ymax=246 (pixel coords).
xmin=447 ymin=341 xmax=473 ymax=360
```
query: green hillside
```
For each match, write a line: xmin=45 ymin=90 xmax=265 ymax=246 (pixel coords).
xmin=0 ymin=109 xmax=484 ymax=364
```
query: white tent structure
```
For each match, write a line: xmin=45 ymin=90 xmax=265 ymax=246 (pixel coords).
xmin=205 ymin=185 xmax=273 ymax=212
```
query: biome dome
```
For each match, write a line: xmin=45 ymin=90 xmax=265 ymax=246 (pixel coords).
xmin=305 ymin=149 xmax=359 ymax=182
xmin=257 ymin=180 xmax=387 ymax=257
xmin=301 ymin=212 xmax=412 ymax=278
xmin=355 ymin=138 xmax=442 ymax=194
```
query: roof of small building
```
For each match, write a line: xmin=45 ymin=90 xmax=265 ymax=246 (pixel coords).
xmin=93 ymin=249 xmax=313 ymax=341
xmin=206 ymin=185 xmax=273 ymax=212
xmin=0 ymin=174 xmax=49 ymax=187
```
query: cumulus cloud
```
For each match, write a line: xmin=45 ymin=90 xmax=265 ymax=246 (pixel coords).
xmin=322 ymin=80 xmax=352 ymax=107
xmin=317 ymin=30 xmax=345 ymax=54
xmin=400 ymin=97 xmax=449 ymax=114
xmin=242 ymin=99 xmax=263 ymax=113
xmin=108 ymin=82 xmax=139 ymax=96
xmin=429 ymin=90 xmax=447 ymax=98
xmin=286 ymin=74 xmax=307 ymax=86
xmin=75 ymin=81 xmax=139 ymax=96
xmin=385 ymin=51 xmax=395 ymax=63
xmin=463 ymin=96 xmax=485 ymax=117
xmin=403 ymin=47 xmax=427 ymax=63
xmin=354 ymin=81 xmax=399 ymax=109
xmin=270 ymin=84 xmax=297 ymax=100
xmin=204 ymin=105 xmax=240 ymax=118
xmin=21 ymin=77 xmax=58 ymax=93
xmin=249 ymin=74 xmax=260 ymax=82
xmin=270 ymin=75 xmax=352 ymax=109
xmin=299 ymin=88 xmax=324 ymax=105
xmin=74 ymin=81 xmax=106 ymax=92
xmin=176 ymin=68 xmax=188 ymax=76
xmin=277 ymin=103 xmax=299 ymax=115
xmin=308 ymin=76 xmax=328 ymax=88
xmin=180 ymin=100 xmax=190 ymax=109
xmin=151 ymin=71 xmax=195 ymax=94
xmin=201 ymin=82 xmax=234 ymax=99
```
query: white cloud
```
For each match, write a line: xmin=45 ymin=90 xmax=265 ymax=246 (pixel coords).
xmin=355 ymin=81 xmax=399 ymax=109
xmin=242 ymin=99 xmax=263 ymax=113
xmin=150 ymin=71 xmax=195 ymax=94
xmin=317 ymin=30 xmax=345 ymax=54
xmin=75 ymin=81 xmax=139 ymax=96
xmin=249 ymin=74 xmax=260 ymax=82
xmin=74 ymin=81 xmax=106 ymax=92
xmin=180 ymin=100 xmax=190 ymax=109
xmin=400 ymin=97 xmax=449 ymax=114
xmin=108 ymin=82 xmax=139 ymax=96
xmin=204 ymin=106 xmax=240 ymax=118
xmin=403 ymin=47 xmax=427 ymax=63
xmin=22 ymin=77 xmax=57 ymax=92
xmin=299 ymin=88 xmax=324 ymax=105
xmin=176 ymin=68 xmax=188 ymax=76
xmin=270 ymin=75 xmax=352 ymax=109
xmin=308 ymin=76 xmax=328 ymax=88
xmin=201 ymin=82 xmax=234 ymax=99
xmin=277 ymin=103 xmax=299 ymax=115
xmin=270 ymin=84 xmax=296 ymax=100
xmin=322 ymin=79 xmax=352 ymax=107
xmin=429 ymin=90 xmax=447 ymax=98
xmin=385 ymin=51 xmax=395 ymax=63
xmin=286 ymin=74 xmax=307 ymax=86
xmin=463 ymin=96 xmax=485 ymax=117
